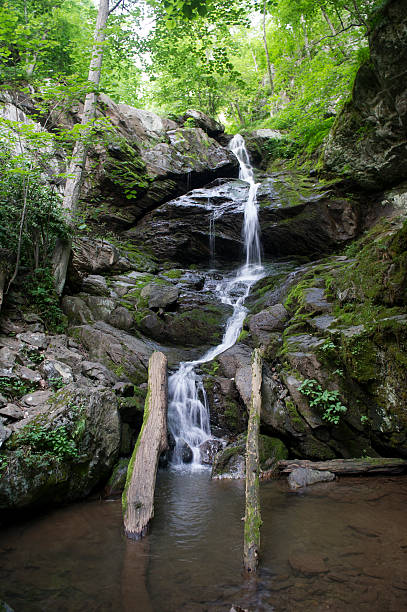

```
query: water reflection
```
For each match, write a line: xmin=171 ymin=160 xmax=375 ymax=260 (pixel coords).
xmin=0 ymin=474 xmax=406 ymax=611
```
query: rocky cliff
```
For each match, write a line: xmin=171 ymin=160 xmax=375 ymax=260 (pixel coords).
xmin=324 ymin=0 xmax=407 ymax=190
xmin=1 ymin=0 xmax=407 ymax=514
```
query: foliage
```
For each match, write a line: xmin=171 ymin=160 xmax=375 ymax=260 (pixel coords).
xmin=299 ymin=378 xmax=347 ymax=424
xmin=0 ymin=138 xmax=69 ymax=273
xmin=24 ymin=267 xmax=67 ymax=332
xmin=0 ymin=375 xmax=37 ymax=399
xmin=12 ymin=420 xmax=80 ymax=461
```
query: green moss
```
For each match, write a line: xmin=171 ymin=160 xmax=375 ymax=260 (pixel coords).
xmin=285 ymin=399 xmax=307 ymax=433
xmin=104 ymin=140 xmax=151 ymax=199
xmin=122 ymin=387 xmax=150 ymax=515
xmin=237 ymin=329 xmax=249 ymax=343
xmin=201 ymin=359 xmax=219 ymax=376
xmin=259 ymin=435 xmax=288 ymax=469
xmin=162 ymin=269 xmax=183 ymax=279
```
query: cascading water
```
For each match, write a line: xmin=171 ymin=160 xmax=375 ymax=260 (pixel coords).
xmin=167 ymin=134 xmax=263 ymax=467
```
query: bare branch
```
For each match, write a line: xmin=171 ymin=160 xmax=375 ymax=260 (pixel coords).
xmin=312 ymin=23 xmax=361 ymax=48
xmin=109 ymin=0 xmax=124 ymax=15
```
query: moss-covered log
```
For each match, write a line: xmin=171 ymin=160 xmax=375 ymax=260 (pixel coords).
xmin=123 ymin=351 xmax=168 ymax=539
xmin=244 ymin=348 xmax=262 ymax=572
xmin=277 ymin=457 xmax=407 ymax=476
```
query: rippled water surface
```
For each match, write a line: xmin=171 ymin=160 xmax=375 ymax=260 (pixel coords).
xmin=1 ymin=472 xmax=407 ymax=611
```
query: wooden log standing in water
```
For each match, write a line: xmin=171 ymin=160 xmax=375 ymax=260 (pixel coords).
xmin=123 ymin=351 xmax=168 ymax=539
xmin=243 ymin=348 xmax=262 ymax=572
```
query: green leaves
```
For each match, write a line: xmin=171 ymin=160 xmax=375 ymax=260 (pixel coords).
xmin=299 ymin=378 xmax=347 ymax=425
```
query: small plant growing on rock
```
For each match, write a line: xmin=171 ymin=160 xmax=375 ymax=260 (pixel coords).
xmin=9 ymin=419 xmax=80 ymax=466
xmin=299 ymin=378 xmax=347 ymax=425
xmin=0 ymin=376 xmax=37 ymax=399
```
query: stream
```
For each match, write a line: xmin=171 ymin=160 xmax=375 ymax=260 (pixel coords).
xmin=1 ymin=474 xmax=407 ymax=611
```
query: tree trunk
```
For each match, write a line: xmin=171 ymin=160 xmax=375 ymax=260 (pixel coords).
xmin=262 ymin=0 xmax=273 ymax=93
xmin=301 ymin=15 xmax=311 ymax=59
xmin=321 ymin=9 xmax=347 ymax=57
xmin=244 ymin=348 xmax=262 ymax=573
xmin=123 ymin=351 xmax=168 ymax=539
xmin=52 ymin=0 xmax=110 ymax=295
xmin=277 ymin=457 xmax=407 ymax=476
xmin=0 ymin=268 xmax=6 ymax=313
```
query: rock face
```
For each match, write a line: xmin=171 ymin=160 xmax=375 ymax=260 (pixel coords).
xmin=324 ymin=0 xmax=407 ymax=189
xmin=0 ymin=385 xmax=120 ymax=513
xmin=129 ymin=175 xmax=360 ymax=265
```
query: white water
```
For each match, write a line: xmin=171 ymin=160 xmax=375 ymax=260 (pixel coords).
xmin=167 ymin=134 xmax=263 ymax=467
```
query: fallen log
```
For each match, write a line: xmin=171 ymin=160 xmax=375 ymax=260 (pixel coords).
xmin=243 ymin=348 xmax=262 ymax=573
xmin=123 ymin=351 xmax=168 ymax=539
xmin=276 ymin=457 xmax=407 ymax=476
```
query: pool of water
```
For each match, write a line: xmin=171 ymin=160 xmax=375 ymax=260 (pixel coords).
xmin=1 ymin=472 xmax=407 ymax=611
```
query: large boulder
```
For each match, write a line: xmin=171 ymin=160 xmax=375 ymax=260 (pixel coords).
xmin=71 ymin=321 xmax=152 ymax=384
xmin=324 ymin=0 xmax=407 ymax=189
xmin=0 ymin=385 xmax=121 ymax=515
xmin=180 ymin=110 xmax=224 ymax=139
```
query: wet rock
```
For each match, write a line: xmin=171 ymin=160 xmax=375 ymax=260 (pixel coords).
xmin=103 ymin=457 xmax=129 ymax=498
xmin=199 ymin=438 xmax=223 ymax=465
xmin=0 ymin=385 xmax=121 ymax=512
xmin=288 ymin=467 xmax=336 ymax=490
xmin=139 ymin=312 xmax=165 ymax=339
xmin=140 ymin=282 xmax=179 ymax=309
xmin=212 ymin=434 xmax=289 ymax=478
xmin=248 ymin=303 xmax=288 ymax=345
xmin=217 ymin=344 xmax=251 ymax=379
xmin=302 ymin=288 xmax=332 ymax=313
xmin=212 ymin=440 xmax=245 ymax=479
xmin=162 ymin=302 xmax=231 ymax=347
xmin=289 ymin=552 xmax=328 ymax=575
xmin=81 ymin=274 xmax=110 ymax=297
xmin=62 ymin=295 xmax=94 ymax=325
xmin=203 ymin=375 xmax=247 ymax=436
xmin=0 ymin=394 xmax=7 ymax=406
xmin=179 ymin=439 xmax=193 ymax=463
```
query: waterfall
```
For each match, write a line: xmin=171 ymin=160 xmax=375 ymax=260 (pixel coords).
xmin=167 ymin=134 xmax=263 ymax=468
xmin=208 ymin=196 xmax=216 ymax=264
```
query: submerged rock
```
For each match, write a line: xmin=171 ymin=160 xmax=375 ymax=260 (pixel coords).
xmin=288 ymin=467 xmax=336 ymax=490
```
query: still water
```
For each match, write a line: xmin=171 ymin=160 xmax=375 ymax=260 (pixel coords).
xmin=1 ymin=472 xmax=407 ymax=611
